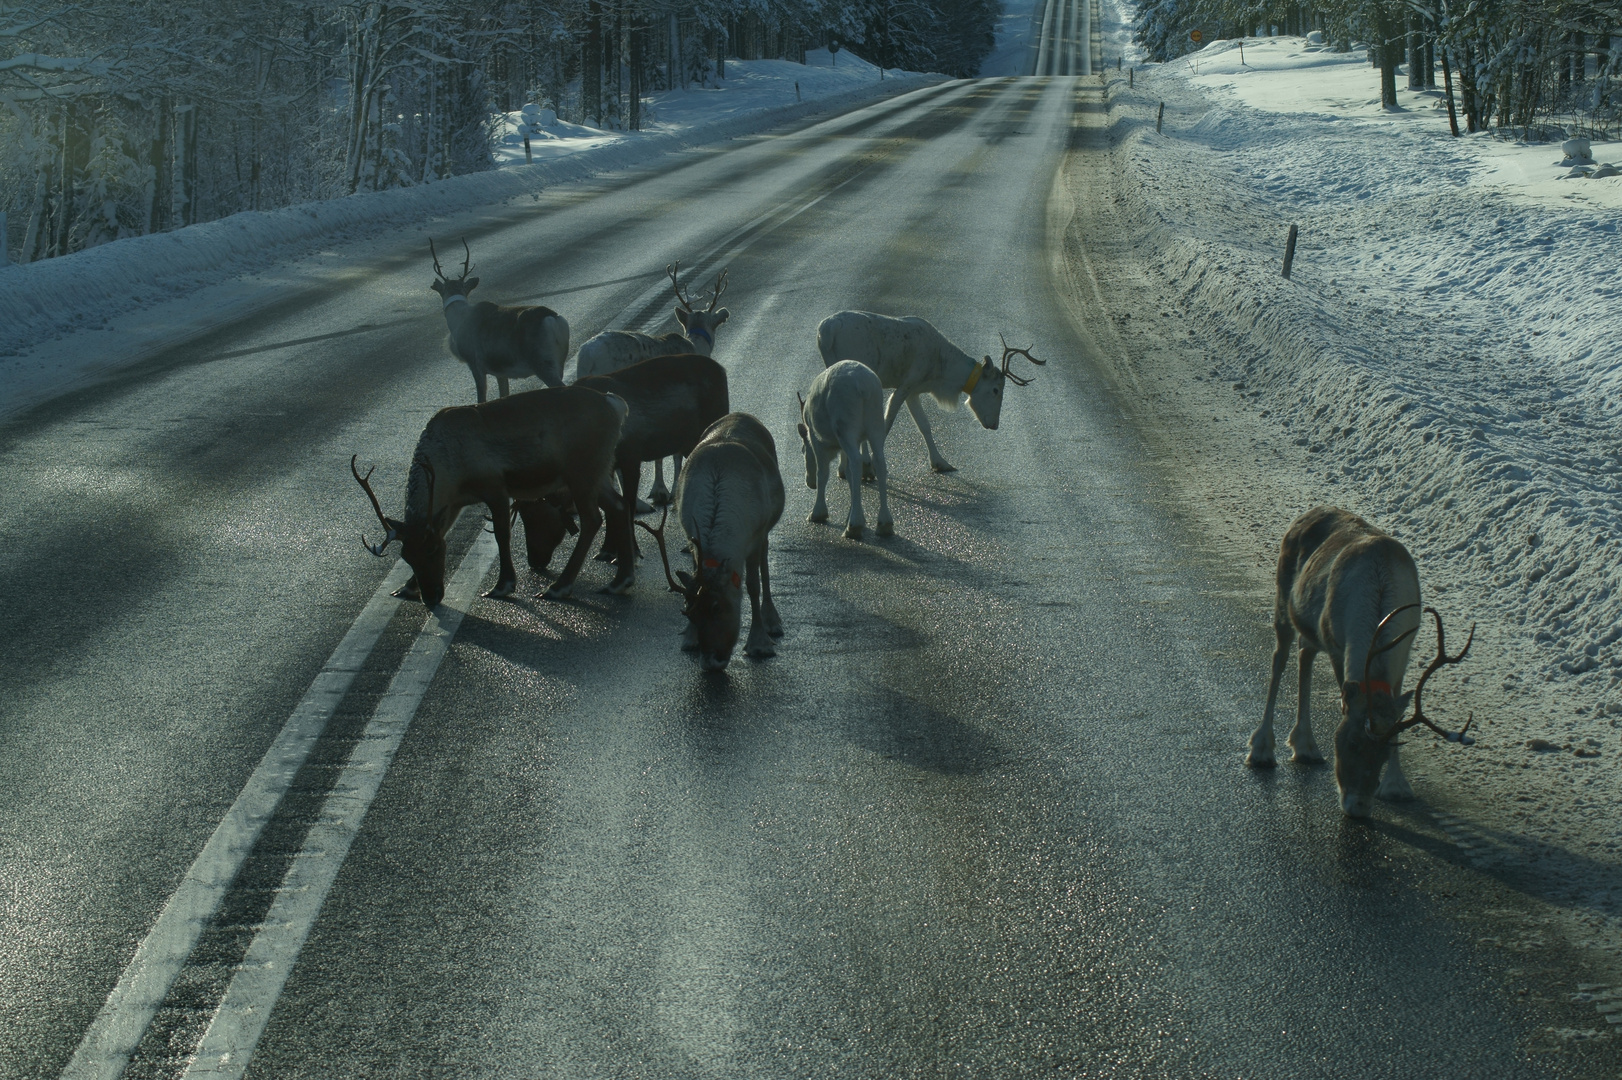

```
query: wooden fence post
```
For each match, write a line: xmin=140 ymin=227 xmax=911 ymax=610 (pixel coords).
xmin=1157 ymin=102 xmax=1164 ymax=132
xmin=1282 ymin=223 xmax=1299 ymax=279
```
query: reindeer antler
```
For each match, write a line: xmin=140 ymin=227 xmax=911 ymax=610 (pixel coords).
xmin=707 ymin=268 xmax=728 ymax=311
xmin=351 ymin=455 xmax=398 ymax=556
xmin=458 ymin=237 xmax=472 ymax=279
xmin=667 ymin=260 xmax=697 ymax=312
xmin=633 ymin=506 xmax=686 ymax=594
xmin=429 ymin=238 xmax=472 ymax=282
xmin=429 ymin=239 xmax=447 ymax=281
xmin=1362 ymin=602 xmax=1421 ymax=694
xmin=998 ymin=333 xmax=1045 ymax=386
xmin=1386 ymin=607 xmax=1476 ymax=744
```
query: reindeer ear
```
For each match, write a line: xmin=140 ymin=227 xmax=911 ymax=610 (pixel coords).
xmin=676 ymin=570 xmax=696 ymax=591
xmin=430 ymin=280 xmax=445 ymax=294
xmin=713 ymin=308 xmax=729 ymax=325
xmin=1397 ymin=691 xmax=1414 ymax=712
xmin=982 ymin=355 xmax=994 ymax=369
xmin=675 ymin=307 xmax=692 ymax=328
xmin=464 ymin=277 xmax=479 ymax=292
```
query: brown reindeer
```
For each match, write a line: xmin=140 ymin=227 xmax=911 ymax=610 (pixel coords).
xmin=574 ymin=354 xmax=730 ymax=594
xmin=431 ymin=238 xmax=570 ymax=402
xmin=351 ymin=386 xmax=627 ymax=605
xmin=1248 ymin=506 xmax=1475 ymax=817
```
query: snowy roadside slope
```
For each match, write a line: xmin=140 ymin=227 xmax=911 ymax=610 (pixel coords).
xmin=0 ymin=59 xmax=938 ymax=393
xmin=1108 ymin=36 xmax=1622 ymax=716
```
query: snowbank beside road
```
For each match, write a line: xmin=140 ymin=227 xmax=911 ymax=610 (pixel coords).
xmin=0 ymin=57 xmax=937 ymax=408
xmin=1093 ymin=18 xmax=1622 ymax=915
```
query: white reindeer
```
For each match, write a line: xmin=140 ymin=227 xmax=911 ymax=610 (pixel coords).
xmin=574 ymin=262 xmax=730 ymax=506
xmin=797 ymin=360 xmax=893 ymax=539
xmin=430 ymin=238 xmax=570 ymax=402
xmin=1248 ymin=506 xmax=1475 ymax=817
xmin=816 ymin=311 xmax=1043 ymax=473
xmin=641 ymin=412 xmax=784 ymax=671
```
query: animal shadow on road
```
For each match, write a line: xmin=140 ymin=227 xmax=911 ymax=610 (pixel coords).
xmin=844 ymin=687 xmax=1005 ymax=776
xmin=1371 ymin=805 xmax=1622 ymax=926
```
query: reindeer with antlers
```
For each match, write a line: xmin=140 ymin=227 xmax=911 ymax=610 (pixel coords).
xmin=430 ymin=238 xmax=570 ymax=402
xmin=815 ymin=311 xmax=1044 ymax=474
xmin=350 ymin=386 xmax=627 ymax=607
xmin=1247 ymin=506 xmax=1476 ymax=817
xmin=635 ymin=413 xmax=784 ymax=672
xmin=574 ymin=260 xmax=731 ymax=506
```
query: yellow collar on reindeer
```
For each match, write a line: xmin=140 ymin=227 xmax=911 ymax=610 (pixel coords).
xmin=961 ymin=363 xmax=985 ymax=395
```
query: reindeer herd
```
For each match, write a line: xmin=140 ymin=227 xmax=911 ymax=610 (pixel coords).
xmin=351 ymin=239 xmax=1477 ymax=816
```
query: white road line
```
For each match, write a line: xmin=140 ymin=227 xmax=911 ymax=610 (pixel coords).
xmin=181 ymin=531 xmax=497 ymax=1079
xmin=60 ymin=558 xmax=415 ymax=1080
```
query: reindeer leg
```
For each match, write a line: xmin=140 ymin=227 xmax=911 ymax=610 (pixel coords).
xmin=810 ymin=445 xmax=832 ymax=524
xmin=872 ymin=437 xmax=894 ymax=537
xmin=472 ymin=363 xmax=489 ymax=404
xmin=1287 ymin=644 xmax=1325 ymax=763
xmin=759 ymin=537 xmax=783 ymax=638
xmin=516 ymin=499 xmax=565 ymax=574
xmin=1376 ymin=743 xmax=1416 ymax=801
xmin=840 ymin=432 xmax=866 ymax=539
xmin=743 ymin=551 xmax=776 ymax=659
xmin=648 ymin=457 xmax=671 ymax=507
xmin=486 ymin=497 xmax=517 ymax=597
xmin=496 ymin=373 xmax=511 ymax=399
xmin=905 ymin=396 xmax=954 ymax=473
xmin=603 ymin=461 xmax=640 ymax=594
xmin=1247 ymin=618 xmax=1292 ymax=766
xmin=543 ymin=483 xmax=600 ymax=601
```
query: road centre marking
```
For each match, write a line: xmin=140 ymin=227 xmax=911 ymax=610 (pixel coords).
xmin=60 ymin=558 xmax=414 ymax=1080
xmin=180 ymin=531 xmax=497 ymax=1079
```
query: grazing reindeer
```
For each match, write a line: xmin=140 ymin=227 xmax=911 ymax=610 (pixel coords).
xmin=575 ymin=261 xmax=730 ymax=506
xmin=797 ymin=360 xmax=893 ymax=539
xmin=351 ymin=386 xmax=626 ymax=605
xmin=640 ymin=413 xmax=784 ymax=671
xmin=1248 ymin=506 xmax=1475 ymax=817
xmin=574 ymin=354 xmax=730 ymax=594
xmin=430 ymin=238 xmax=570 ymax=402
xmin=816 ymin=311 xmax=1043 ymax=473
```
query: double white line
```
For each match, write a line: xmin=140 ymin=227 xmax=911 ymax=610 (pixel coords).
xmin=61 ymin=79 xmax=958 ymax=1080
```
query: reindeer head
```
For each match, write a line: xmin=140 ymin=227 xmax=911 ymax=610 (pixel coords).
xmin=964 ymin=335 xmax=1045 ymax=431
xmin=1335 ymin=604 xmax=1475 ymax=817
xmin=352 ymin=455 xmax=449 ymax=607
xmin=668 ymin=260 xmax=729 ymax=356
xmin=429 ymin=238 xmax=480 ymax=306
xmin=637 ymin=508 xmax=745 ymax=671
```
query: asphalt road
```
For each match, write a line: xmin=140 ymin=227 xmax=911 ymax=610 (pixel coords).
xmin=2 ymin=77 xmax=1616 ymax=1079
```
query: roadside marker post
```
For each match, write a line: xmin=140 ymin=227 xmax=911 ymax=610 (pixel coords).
xmin=1282 ymin=223 xmax=1299 ymax=279
xmin=1157 ymin=102 xmax=1164 ymax=133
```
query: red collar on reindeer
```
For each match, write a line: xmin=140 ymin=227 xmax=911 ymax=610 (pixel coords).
xmin=702 ymin=558 xmax=742 ymax=588
xmin=1353 ymin=680 xmax=1393 ymax=697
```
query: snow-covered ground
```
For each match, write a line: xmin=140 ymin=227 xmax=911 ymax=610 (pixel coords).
xmin=1099 ymin=0 xmax=1622 ymax=973
xmin=0 ymin=54 xmax=935 ymax=419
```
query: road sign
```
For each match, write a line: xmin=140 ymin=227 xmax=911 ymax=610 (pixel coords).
xmin=1190 ymin=30 xmax=1203 ymax=43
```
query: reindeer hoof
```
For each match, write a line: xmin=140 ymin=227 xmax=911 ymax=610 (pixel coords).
xmin=648 ymin=490 xmax=671 ymax=508
xmin=1288 ymin=745 xmax=1325 ymax=765
xmin=484 ymin=581 xmax=516 ymax=599
xmin=393 ymin=584 xmax=421 ymax=600
xmin=843 ymin=523 xmax=864 ymax=540
xmin=636 ymin=498 xmax=657 ymax=515
xmin=1245 ymin=739 xmax=1276 ymax=768
xmin=930 ymin=461 xmax=957 ymax=474
xmin=862 ymin=466 xmax=877 ymax=483
xmin=540 ymin=583 xmax=574 ymax=601
xmin=876 ymin=519 xmax=895 ymax=537
xmin=809 ymin=510 xmax=829 ymax=524
xmin=746 ymin=641 xmax=777 ymax=660
xmin=1376 ymin=778 xmax=1415 ymax=802
xmin=601 ymin=576 xmax=635 ymax=595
